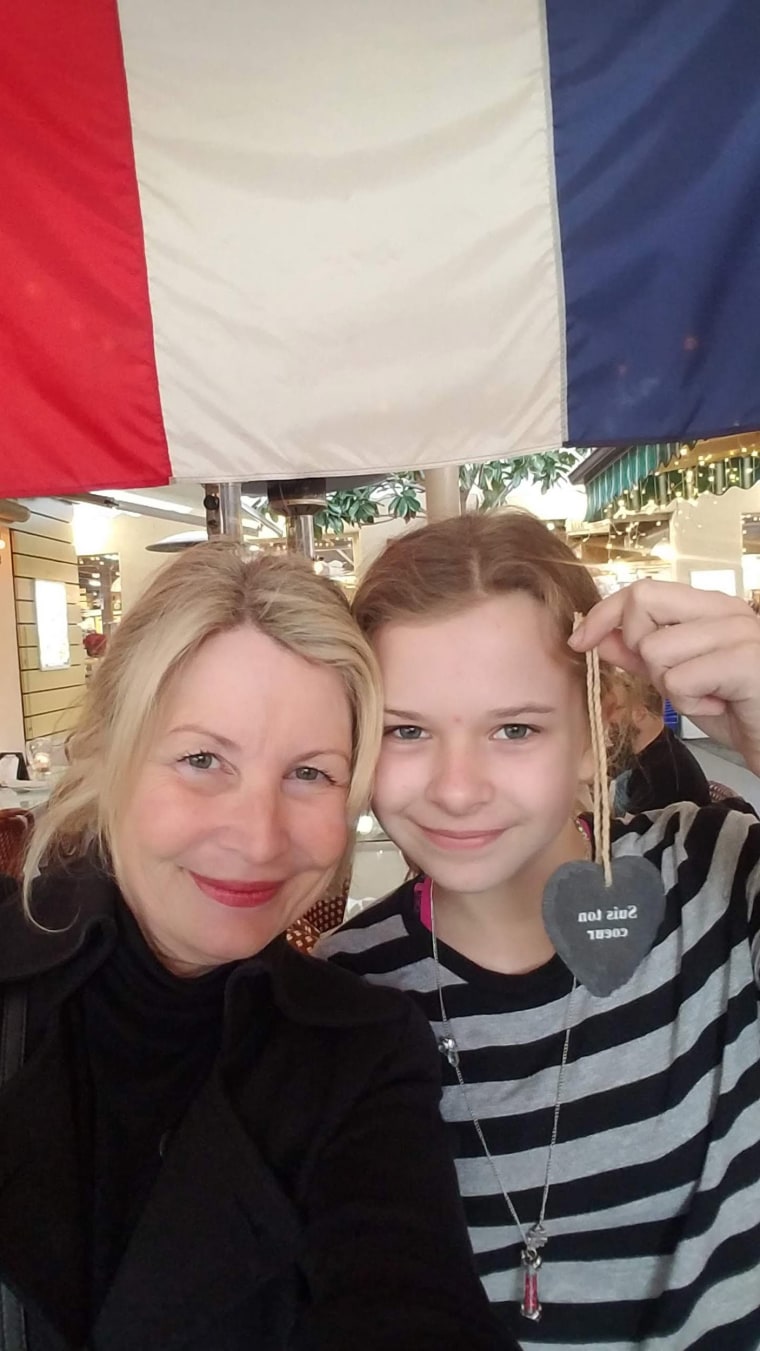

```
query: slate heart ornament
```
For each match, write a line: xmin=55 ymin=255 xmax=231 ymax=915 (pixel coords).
xmin=542 ymin=856 xmax=667 ymax=997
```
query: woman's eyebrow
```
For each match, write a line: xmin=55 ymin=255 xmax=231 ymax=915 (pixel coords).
xmin=165 ymin=723 xmax=239 ymax=751
xmin=167 ymin=727 xmax=350 ymax=765
xmin=384 ymin=708 xmax=424 ymax=721
xmin=297 ymin=748 xmax=352 ymax=764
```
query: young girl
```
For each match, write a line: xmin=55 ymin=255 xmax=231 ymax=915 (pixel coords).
xmin=319 ymin=511 xmax=760 ymax=1350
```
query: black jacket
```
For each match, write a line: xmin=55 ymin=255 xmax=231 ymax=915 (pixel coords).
xmin=0 ymin=864 xmax=509 ymax=1351
xmin=624 ymin=726 xmax=711 ymax=814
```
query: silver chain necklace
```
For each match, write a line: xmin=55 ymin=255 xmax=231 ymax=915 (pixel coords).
xmin=430 ymin=884 xmax=577 ymax=1323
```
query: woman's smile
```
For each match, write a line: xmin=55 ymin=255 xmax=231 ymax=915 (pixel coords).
xmin=187 ymin=872 xmax=284 ymax=908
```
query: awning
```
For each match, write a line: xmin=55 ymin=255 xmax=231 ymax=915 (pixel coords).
xmin=576 ymin=445 xmax=678 ymax=520
xmin=576 ymin=439 xmax=760 ymax=520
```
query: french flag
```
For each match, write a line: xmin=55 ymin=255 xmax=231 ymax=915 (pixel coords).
xmin=2 ymin=0 xmax=759 ymax=498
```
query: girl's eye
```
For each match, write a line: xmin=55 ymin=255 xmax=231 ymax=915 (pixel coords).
xmin=180 ymin=751 xmax=220 ymax=771
xmin=495 ymin=724 xmax=534 ymax=742
xmin=384 ymin=725 xmax=426 ymax=741
xmin=291 ymin=766 xmax=336 ymax=784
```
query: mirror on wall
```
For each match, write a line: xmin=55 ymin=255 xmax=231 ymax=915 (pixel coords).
xmin=78 ymin=553 xmax=121 ymax=663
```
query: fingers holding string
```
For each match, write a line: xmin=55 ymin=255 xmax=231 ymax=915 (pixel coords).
xmin=569 ymin=579 xmax=753 ymax=664
xmin=569 ymin=582 xmax=759 ymax=701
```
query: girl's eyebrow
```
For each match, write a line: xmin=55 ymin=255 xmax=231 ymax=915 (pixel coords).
xmin=384 ymin=704 xmax=557 ymax=721
xmin=490 ymin=704 xmax=556 ymax=718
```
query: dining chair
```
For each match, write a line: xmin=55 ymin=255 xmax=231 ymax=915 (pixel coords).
xmin=0 ymin=809 xmax=33 ymax=881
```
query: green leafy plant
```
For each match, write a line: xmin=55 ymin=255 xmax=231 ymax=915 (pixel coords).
xmin=459 ymin=450 xmax=581 ymax=511
xmin=313 ymin=475 xmax=424 ymax=535
xmin=314 ymin=487 xmax=380 ymax=535
xmin=384 ymin=474 xmax=424 ymax=521
xmin=273 ymin=450 xmax=583 ymax=539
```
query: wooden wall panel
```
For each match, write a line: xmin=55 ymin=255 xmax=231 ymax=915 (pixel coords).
xmin=25 ymin=709 xmax=83 ymax=740
xmin=9 ymin=516 xmax=74 ymax=545
xmin=18 ymin=645 xmax=85 ymax=672
xmin=10 ymin=554 xmax=78 ymax=585
xmin=20 ymin=667 xmax=86 ymax=694
xmin=22 ymin=686 xmax=85 ymax=718
xmin=10 ymin=501 xmax=86 ymax=743
xmin=14 ymin=578 xmax=80 ymax=606
xmin=16 ymin=622 xmax=82 ymax=650
xmin=15 ymin=599 xmax=81 ymax=627
xmin=10 ymin=532 xmax=80 ymax=566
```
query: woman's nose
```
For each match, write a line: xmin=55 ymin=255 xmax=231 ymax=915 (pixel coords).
xmin=426 ymin=744 xmax=493 ymax=816
xmin=212 ymin=781 xmax=289 ymax=862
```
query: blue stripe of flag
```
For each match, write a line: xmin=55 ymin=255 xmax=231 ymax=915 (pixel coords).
xmin=544 ymin=0 xmax=760 ymax=445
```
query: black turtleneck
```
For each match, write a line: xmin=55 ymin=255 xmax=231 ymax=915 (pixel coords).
xmin=75 ymin=899 xmax=236 ymax=1315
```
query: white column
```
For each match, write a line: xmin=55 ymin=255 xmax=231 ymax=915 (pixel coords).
xmin=424 ymin=466 xmax=461 ymax=522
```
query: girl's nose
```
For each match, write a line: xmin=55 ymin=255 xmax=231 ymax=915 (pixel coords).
xmin=426 ymin=744 xmax=493 ymax=816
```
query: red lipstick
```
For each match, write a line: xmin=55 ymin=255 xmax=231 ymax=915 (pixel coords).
xmin=189 ymin=873 xmax=282 ymax=909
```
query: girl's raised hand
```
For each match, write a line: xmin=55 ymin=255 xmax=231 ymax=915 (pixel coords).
xmin=569 ymin=579 xmax=760 ymax=774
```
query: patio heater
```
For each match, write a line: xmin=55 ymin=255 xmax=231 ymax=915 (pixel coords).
xmin=203 ymin=479 xmax=326 ymax=556
xmin=203 ymin=483 xmax=242 ymax=542
xmin=266 ymin=479 xmax=328 ymax=558
xmin=205 ymin=474 xmax=386 ymax=558
xmin=202 ymin=467 xmax=458 ymax=557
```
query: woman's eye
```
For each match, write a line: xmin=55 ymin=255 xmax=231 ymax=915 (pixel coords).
xmin=384 ymin=725 xmax=425 ymax=741
xmin=180 ymin=751 xmax=219 ymax=771
xmin=495 ymin=724 xmax=534 ymax=741
xmin=292 ymin=766 xmax=334 ymax=784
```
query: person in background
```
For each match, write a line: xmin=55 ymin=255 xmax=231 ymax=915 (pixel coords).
xmin=83 ymin=630 xmax=108 ymax=658
xmin=607 ymin=672 xmax=711 ymax=813
xmin=0 ymin=542 xmax=506 ymax=1351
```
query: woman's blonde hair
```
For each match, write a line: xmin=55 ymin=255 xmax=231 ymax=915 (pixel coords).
xmin=24 ymin=543 xmax=382 ymax=907
xmin=619 ymin=671 xmax=664 ymax=719
xmin=354 ymin=509 xmax=602 ymax=673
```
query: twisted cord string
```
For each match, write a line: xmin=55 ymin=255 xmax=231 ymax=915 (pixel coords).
xmin=575 ymin=614 xmax=612 ymax=887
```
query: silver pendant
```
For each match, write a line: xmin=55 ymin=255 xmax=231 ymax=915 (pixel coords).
xmin=520 ymin=1246 xmax=543 ymax=1321
xmin=525 ymin=1222 xmax=548 ymax=1250
xmin=520 ymin=1225 xmax=548 ymax=1320
xmin=437 ymin=1034 xmax=460 ymax=1068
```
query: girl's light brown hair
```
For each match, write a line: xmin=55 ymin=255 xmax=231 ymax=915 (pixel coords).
xmin=354 ymin=510 xmax=602 ymax=667
xmin=23 ymin=543 xmax=382 ymax=910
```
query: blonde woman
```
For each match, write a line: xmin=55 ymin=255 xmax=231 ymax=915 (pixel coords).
xmin=0 ymin=544 xmax=505 ymax=1351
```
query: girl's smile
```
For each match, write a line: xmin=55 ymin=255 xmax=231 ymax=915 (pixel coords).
xmin=415 ymin=825 xmax=506 ymax=850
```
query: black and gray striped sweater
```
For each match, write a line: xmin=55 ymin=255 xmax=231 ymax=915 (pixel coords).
xmin=318 ymin=803 xmax=760 ymax=1351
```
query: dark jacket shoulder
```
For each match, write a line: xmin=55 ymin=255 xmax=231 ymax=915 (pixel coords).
xmin=0 ymin=859 xmax=414 ymax=1031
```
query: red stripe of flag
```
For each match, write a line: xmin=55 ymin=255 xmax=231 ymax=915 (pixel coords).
xmin=0 ymin=0 xmax=171 ymax=498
